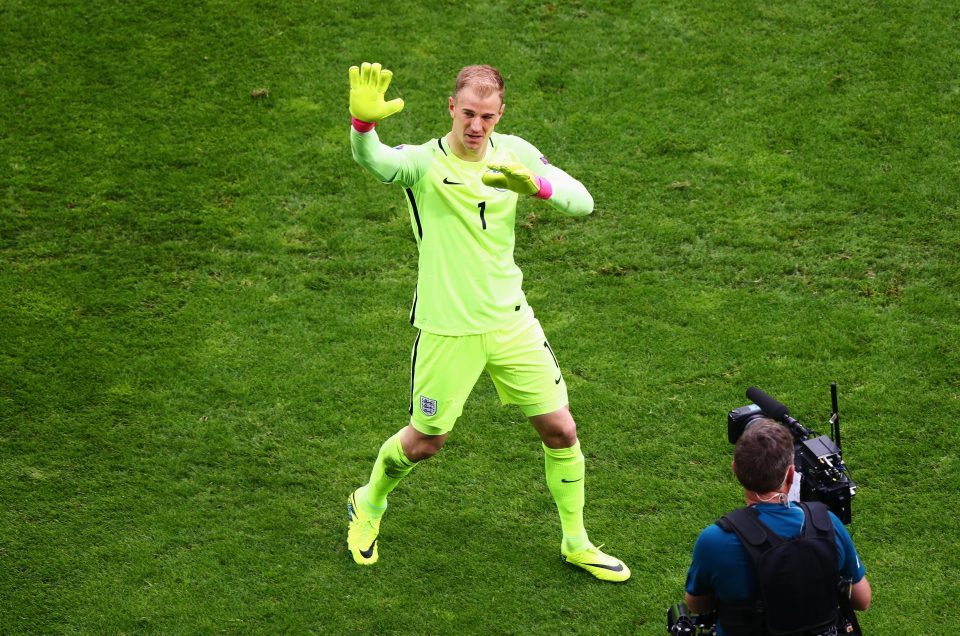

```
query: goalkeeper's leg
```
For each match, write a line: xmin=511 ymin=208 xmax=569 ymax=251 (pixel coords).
xmin=348 ymin=330 xmax=484 ymax=565
xmin=531 ymin=407 xmax=631 ymax=582
xmin=348 ymin=425 xmax=446 ymax=565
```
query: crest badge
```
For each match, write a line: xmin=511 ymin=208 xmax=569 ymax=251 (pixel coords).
xmin=419 ymin=395 xmax=438 ymax=417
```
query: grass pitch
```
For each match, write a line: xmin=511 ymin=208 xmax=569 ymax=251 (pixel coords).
xmin=2 ymin=1 xmax=958 ymax=633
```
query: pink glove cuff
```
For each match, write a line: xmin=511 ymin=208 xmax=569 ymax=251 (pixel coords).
xmin=534 ymin=176 xmax=553 ymax=200
xmin=351 ymin=117 xmax=377 ymax=133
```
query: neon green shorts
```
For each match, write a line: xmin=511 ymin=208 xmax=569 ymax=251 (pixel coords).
xmin=408 ymin=309 xmax=569 ymax=436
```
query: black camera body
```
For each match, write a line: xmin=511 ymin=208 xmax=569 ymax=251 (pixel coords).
xmin=727 ymin=384 xmax=857 ymax=524
xmin=667 ymin=603 xmax=716 ymax=636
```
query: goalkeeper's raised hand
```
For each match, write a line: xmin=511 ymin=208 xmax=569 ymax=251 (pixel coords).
xmin=482 ymin=162 xmax=551 ymax=198
xmin=349 ymin=62 xmax=404 ymax=124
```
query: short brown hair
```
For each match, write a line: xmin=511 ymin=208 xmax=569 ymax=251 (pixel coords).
xmin=733 ymin=419 xmax=794 ymax=493
xmin=454 ymin=65 xmax=504 ymax=103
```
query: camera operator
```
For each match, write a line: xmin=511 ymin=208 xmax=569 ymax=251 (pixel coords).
xmin=684 ymin=419 xmax=871 ymax=635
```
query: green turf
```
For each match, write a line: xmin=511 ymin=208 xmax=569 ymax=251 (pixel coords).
xmin=2 ymin=0 xmax=958 ymax=633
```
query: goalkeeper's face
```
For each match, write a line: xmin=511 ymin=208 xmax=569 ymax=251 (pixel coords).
xmin=448 ymin=86 xmax=504 ymax=160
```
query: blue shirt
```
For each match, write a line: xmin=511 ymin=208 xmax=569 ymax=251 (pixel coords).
xmin=685 ymin=502 xmax=866 ymax=635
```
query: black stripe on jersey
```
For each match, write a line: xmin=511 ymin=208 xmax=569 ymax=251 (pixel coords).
xmin=405 ymin=188 xmax=423 ymax=239
xmin=436 ymin=138 xmax=447 ymax=156
xmin=489 ymin=136 xmax=495 ymax=148
xmin=409 ymin=330 xmax=422 ymax=415
xmin=409 ymin=286 xmax=418 ymax=325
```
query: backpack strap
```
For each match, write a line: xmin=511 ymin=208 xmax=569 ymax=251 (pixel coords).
xmin=716 ymin=507 xmax=784 ymax=564
xmin=715 ymin=508 xmax=781 ymax=636
xmin=799 ymin=501 xmax=835 ymax=538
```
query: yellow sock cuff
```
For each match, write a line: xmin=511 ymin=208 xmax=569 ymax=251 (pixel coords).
xmin=542 ymin=441 xmax=582 ymax=461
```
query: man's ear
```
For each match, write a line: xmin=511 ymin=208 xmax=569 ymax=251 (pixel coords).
xmin=784 ymin=464 xmax=796 ymax=489
xmin=448 ymin=95 xmax=455 ymax=118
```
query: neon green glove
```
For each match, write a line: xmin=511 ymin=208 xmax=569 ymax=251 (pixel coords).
xmin=482 ymin=162 xmax=548 ymax=197
xmin=348 ymin=62 xmax=404 ymax=123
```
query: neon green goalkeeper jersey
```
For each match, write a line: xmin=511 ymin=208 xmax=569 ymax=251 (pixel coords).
xmin=351 ymin=129 xmax=592 ymax=336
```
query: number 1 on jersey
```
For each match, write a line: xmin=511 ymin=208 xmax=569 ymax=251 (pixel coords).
xmin=478 ymin=201 xmax=487 ymax=230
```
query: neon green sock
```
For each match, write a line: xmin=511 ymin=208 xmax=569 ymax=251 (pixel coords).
xmin=358 ymin=430 xmax=415 ymax=515
xmin=543 ymin=441 xmax=589 ymax=552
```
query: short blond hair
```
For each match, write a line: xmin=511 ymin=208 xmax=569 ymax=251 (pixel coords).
xmin=454 ymin=65 xmax=504 ymax=103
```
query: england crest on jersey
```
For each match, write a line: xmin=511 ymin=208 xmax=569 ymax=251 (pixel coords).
xmin=420 ymin=395 xmax=438 ymax=417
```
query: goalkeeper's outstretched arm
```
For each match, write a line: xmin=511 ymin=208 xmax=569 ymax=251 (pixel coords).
xmin=348 ymin=62 xmax=409 ymax=183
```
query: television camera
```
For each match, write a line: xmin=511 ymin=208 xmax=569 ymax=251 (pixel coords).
xmin=667 ymin=383 xmax=861 ymax=635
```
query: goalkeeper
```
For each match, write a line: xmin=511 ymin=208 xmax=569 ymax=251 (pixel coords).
xmin=345 ymin=62 xmax=628 ymax=582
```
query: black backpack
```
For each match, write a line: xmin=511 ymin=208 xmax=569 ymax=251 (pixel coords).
xmin=715 ymin=502 xmax=841 ymax=636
